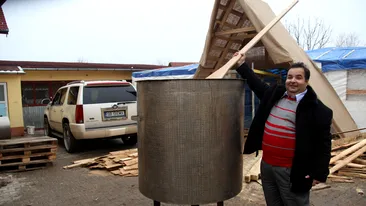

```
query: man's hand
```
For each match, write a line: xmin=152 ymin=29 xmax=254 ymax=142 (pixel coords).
xmin=312 ymin=179 xmax=320 ymax=186
xmin=306 ymin=175 xmax=321 ymax=186
xmin=233 ymin=52 xmax=246 ymax=66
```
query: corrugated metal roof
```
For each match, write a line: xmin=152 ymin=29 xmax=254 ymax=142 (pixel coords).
xmin=0 ymin=66 xmax=25 ymax=74
xmin=0 ymin=60 xmax=167 ymax=71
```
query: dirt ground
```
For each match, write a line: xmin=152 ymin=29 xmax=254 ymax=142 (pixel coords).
xmin=0 ymin=135 xmax=365 ymax=206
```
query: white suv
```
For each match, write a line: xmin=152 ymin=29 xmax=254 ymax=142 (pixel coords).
xmin=44 ymin=80 xmax=138 ymax=153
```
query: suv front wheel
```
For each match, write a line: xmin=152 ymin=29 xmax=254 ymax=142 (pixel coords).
xmin=121 ymin=134 xmax=137 ymax=145
xmin=63 ymin=123 xmax=78 ymax=153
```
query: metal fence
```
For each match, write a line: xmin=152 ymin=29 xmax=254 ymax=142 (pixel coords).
xmin=23 ymin=106 xmax=47 ymax=129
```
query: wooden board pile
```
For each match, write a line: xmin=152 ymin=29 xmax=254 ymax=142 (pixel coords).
xmin=63 ymin=148 xmax=138 ymax=177
xmin=329 ymin=136 xmax=366 ymax=181
xmin=0 ymin=137 xmax=57 ymax=172
xmin=244 ymin=134 xmax=366 ymax=185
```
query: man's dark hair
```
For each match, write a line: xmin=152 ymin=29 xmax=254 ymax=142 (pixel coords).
xmin=289 ymin=62 xmax=310 ymax=81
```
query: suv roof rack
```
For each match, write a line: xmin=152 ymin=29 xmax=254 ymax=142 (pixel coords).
xmin=67 ymin=80 xmax=85 ymax=85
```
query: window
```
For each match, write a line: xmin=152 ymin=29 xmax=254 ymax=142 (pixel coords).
xmin=21 ymin=81 xmax=70 ymax=106
xmin=67 ymin=87 xmax=79 ymax=105
xmin=52 ymin=91 xmax=61 ymax=106
xmin=59 ymin=88 xmax=68 ymax=105
xmin=52 ymin=88 xmax=67 ymax=106
xmin=83 ymin=85 xmax=136 ymax=104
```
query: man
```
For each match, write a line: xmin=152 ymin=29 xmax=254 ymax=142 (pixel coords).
xmin=234 ymin=52 xmax=333 ymax=206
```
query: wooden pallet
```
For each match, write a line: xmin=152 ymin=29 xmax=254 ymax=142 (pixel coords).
xmin=0 ymin=137 xmax=58 ymax=151
xmin=0 ymin=160 xmax=53 ymax=172
xmin=0 ymin=137 xmax=57 ymax=172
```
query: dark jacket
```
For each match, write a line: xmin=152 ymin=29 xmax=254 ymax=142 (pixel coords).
xmin=236 ymin=63 xmax=333 ymax=193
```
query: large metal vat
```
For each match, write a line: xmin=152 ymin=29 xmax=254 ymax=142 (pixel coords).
xmin=137 ymin=79 xmax=245 ymax=205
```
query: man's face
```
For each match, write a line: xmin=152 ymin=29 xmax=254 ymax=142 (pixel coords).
xmin=285 ymin=67 xmax=308 ymax=95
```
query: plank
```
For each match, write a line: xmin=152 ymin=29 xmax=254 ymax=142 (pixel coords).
xmin=330 ymin=139 xmax=366 ymax=164
xmin=105 ymin=163 xmax=123 ymax=170
xmin=245 ymin=156 xmax=262 ymax=183
xmin=0 ymin=136 xmax=57 ymax=146
xmin=110 ymin=169 xmax=121 ymax=175
xmin=109 ymin=149 xmax=137 ymax=156
xmin=0 ymin=162 xmax=52 ymax=173
xmin=347 ymin=89 xmax=366 ymax=95
xmin=328 ymin=174 xmax=353 ymax=180
xmin=352 ymin=158 xmax=366 ymax=165
xmin=215 ymin=27 xmax=257 ymax=36
xmin=124 ymin=158 xmax=138 ymax=166
xmin=332 ymin=141 xmax=359 ymax=151
xmin=128 ymin=153 xmax=138 ymax=158
xmin=0 ymin=159 xmax=52 ymax=168
xmin=330 ymin=179 xmax=354 ymax=183
xmin=330 ymin=145 xmax=366 ymax=174
xmin=0 ymin=152 xmax=56 ymax=161
xmin=0 ymin=145 xmax=57 ymax=153
xmin=339 ymin=168 xmax=366 ymax=173
xmin=337 ymin=171 xmax=366 ymax=179
xmin=123 ymin=164 xmax=138 ymax=171
xmin=311 ymin=183 xmax=331 ymax=191
xmin=206 ymin=0 xmax=299 ymax=79
xmin=335 ymin=161 xmax=366 ymax=168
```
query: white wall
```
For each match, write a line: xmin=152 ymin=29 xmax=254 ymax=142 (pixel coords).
xmin=324 ymin=69 xmax=366 ymax=129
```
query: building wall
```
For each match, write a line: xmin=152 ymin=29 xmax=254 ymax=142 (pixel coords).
xmin=21 ymin=70 xmax=133 ymax=81
xmin=0 ymin=75 xmax=24 ymax=136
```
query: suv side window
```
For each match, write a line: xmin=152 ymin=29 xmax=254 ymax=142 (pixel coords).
xmin=59 ymin=88 xmax=67 ymax=105
xmin=52 ymin=88 xmax=67 ymax=106
xmin=52 ymin=91 xmax=61 ymax=106
xmin=67 ymin=86 xmax=79 ymax=105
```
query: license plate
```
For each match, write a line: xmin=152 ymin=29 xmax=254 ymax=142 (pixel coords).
xmin=104 ymin=110 xmax=126 ymax=119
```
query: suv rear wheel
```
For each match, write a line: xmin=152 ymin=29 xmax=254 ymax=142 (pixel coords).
xmin=63 ymin=123 xmax=78 ymax=153
xmin=121 ymin=134 xmax=137 ymax=145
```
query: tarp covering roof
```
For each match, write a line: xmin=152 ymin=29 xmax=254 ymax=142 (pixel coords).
xmin=306 ymin=47 xmax=366 ymax=72
xmin=132 ymin=64 xmax=198 ymax=79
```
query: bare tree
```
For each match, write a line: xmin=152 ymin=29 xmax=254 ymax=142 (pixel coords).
xmin=77 ymin=57 xmax=89 ymax=63
xmin=335 ymin=32 xmax=362 ymax=47
xmin=286 ymin=17 xmax=332 ymax=50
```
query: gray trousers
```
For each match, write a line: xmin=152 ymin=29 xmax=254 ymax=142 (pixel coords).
xmin=260 ymin=160 xmax=309 ymax=206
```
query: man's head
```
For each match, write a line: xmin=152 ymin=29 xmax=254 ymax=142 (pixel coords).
xmin=285 ymin=62 xmax=310 ymax=96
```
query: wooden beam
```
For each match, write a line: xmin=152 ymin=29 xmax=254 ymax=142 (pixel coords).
xmin=206 ymin=0 xmax=299 ymax=79
xmin=330 ymin=145 xmax=366 ymax=174
xmin=230 ymin=33 xmax=257 ymax=40
xmin=215 ymin=27 xmax=257 ymax=36
xmin=347 ymin=89 xmax=366 ymax=95
xmin=330 ymin=139 xmax=366 ymax=164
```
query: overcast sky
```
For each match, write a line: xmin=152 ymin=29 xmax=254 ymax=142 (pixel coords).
xmin=0 ymin=0 xmax=365 ymax=65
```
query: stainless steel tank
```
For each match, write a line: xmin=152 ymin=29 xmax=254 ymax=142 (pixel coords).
xmin=0 ymin=116 xmax=11 ymax=140
xmin=137 ymin=79 xmax=245 ymax=205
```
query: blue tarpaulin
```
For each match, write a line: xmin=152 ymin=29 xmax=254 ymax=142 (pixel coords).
xmin=306 ymin=47 xmax=366 ymax=72
xmin=132 ymin=64 xmax=198 ymax=78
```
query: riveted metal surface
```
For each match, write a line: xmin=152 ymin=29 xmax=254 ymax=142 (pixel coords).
xmin=137 ymin=79 xmax=245 ymax=205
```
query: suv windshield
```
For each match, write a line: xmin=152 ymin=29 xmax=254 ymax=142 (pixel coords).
xmin=83 ymin=85 xmax=136 ymax=104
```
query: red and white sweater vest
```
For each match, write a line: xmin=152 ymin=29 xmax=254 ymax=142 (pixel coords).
xmin=262 ymin=96 xmax=299 ymax=168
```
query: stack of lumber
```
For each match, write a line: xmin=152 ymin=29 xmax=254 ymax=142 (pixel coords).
xmin=63 ymin=148 xmax=138 ymax=177
xmin=0 ymin=137 xmax=57 ymax=172
xmin=329 ymin=136 xmax=366 ymax=179
xmin=243 ymin=134 xmax=366 ymax=184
